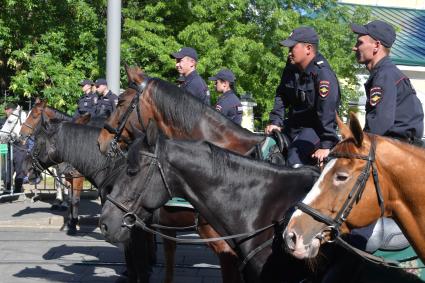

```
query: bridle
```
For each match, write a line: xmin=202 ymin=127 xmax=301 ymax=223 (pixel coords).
xmin=295 ymin=135 xmax=385 ymax=243
xmin=1 ymin=108 xmax=25 ymax=143
xmin=103 ymin=79 xmax=150 ymax=157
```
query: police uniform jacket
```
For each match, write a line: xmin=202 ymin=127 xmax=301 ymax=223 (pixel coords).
xmin=269 ymin=53 xmax=340 ymax=149
xmin=215 ymin=90 xmax=243 ymax=125
xmin=364 ymin=56 xmax=424 ymax=139
xmin=73 ymin=92 xmax=97 ymax=118
xmin=94 ymin=90 xmax=118 ymax=119
xmin=181 ymin=70 xmax=210 ymax=105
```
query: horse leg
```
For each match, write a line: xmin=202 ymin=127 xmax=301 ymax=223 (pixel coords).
xmin=124 ymin=227 xmax=156 ymax=283
xmin=162 ymin=232 xmax=176 ymax=283
xmin=197 ymin=216 xmax=243 ymax=283
xmin=65 ymin=175 xmax=82 ymax=235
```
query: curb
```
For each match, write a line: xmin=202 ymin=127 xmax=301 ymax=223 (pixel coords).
xmin=0 ymin=214 xmax=100 ymax=229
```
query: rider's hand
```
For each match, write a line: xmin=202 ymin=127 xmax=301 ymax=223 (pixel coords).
xmin=312 ymin=148 xmax=330 ymax=167
xmin=265 ymin=124 xmax=282 ymax=135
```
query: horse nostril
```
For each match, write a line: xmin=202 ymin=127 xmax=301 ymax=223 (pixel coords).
xmin=284 ymin=231 xmax=297 ymax=251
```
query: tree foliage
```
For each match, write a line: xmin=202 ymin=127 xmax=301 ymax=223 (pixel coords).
xmin=0 ymin=0 xmax=369 ymax=122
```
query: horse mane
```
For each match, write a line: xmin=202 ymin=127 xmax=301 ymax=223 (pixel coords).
xmin=149 ymin=78 xmax=250 ymax=135
xmin=53 ymin=122 xmax=110 ymax=172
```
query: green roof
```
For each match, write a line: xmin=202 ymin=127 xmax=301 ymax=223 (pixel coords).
xmin=342 ymin=4 xmax=425 ymax=66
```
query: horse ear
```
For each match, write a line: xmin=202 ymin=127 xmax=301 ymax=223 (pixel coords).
xmin=125 ymin=64 xmax=132 ymax=84
xmin=348 ymin=112 xmax=363 ymax=147
xmin=336 ymin=113 xmax=352 ymax=140
xmin=145 ymin=119 xmax=159 ymax=147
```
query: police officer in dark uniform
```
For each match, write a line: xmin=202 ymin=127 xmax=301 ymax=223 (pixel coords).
xmin=170 ymin=47 xmax=210 ymax=105
xmin=209 ymin=68 xmax=243 ymax=125
xmin=93 ymin=78 xmax=118 ymax=119
xmin=265 ymin=27 xmax=340 ymax=167
xmin=73 ymin=79 xmax=97 ymax=120
xmin=351 ymin=20 xmax=424 ymax=142
xmin=341 ymin=20 xmax=424 ymax=254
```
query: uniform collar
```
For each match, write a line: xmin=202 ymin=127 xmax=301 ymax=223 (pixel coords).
xmin=184 ymin=70 xmax=199 ymax=82
xmin=302 ymin=53 xmax=327 ymax=76
xmin=365 ymin=56 xmax=392 ymax=85
xmin=218 ymin=90 xmax=234 ymax=100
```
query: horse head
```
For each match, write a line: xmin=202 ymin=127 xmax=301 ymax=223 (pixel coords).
xmin=98 ymin=65 xmax=150 ymax=154
xmin=100 ymin=119 xmax=174 ymax=243
xmin=283 ymin=113 xmax=388 ymax=260
xmin=0 ymin=105 xmax=28 ymax=143
xmin=20 ymin=100 xmax=48 ymax=140
xmin=23 ymin=118 xmax=64 ymax=181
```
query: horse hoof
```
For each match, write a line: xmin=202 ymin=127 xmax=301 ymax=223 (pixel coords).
xmin=66 ymin=226 xmax=77 ymax=235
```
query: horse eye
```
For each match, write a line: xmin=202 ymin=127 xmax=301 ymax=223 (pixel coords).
xmin=334 ymin=172 xmax=349 ymax=184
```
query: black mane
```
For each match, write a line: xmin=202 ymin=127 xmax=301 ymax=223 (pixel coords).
xmin=150 ymin=78 xmax=251 ymax=135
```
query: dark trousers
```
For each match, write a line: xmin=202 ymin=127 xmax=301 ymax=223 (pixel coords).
xmin=4 ymin=143 xmax=26 ymax=192
xmin=284 ymin=127 xmax=320 ymax=167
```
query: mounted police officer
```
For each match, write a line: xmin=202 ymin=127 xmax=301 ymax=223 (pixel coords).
xmin=73 ymin=79 xmax=97 ymax=120
xmin=170 ymin=47 xmax=210 ymax=105
xmin=351 ymin=20 xmax=424 ymax=143
xmin=265 ymin=27 xmax=340 ymax=167
xmin=343 ymin=20 xmax=424 ymax=254
xmin=209 ymin=68 xmax=243 ymax=125
xmin=93 ymin=78 xmax=118 ymax=119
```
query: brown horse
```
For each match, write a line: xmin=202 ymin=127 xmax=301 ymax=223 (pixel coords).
xmin=97 ymin=66 xmax=271 ymax=282
xmin=283 ymin=113 xmax=425 ymax=262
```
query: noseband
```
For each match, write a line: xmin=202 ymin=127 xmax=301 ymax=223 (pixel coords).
xmin=103 ymin=79 xmax=149 ymax=157
xmin=105 ymin=147 xmax=173 ymax=229
xmin=295 ymin=135 xmax=385 ymax=242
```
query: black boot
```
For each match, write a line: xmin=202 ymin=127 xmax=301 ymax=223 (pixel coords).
xmin=14 ymin=178 xmax=23 ymax=193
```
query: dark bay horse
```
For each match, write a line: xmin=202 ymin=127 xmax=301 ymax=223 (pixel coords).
xmin=97 ymin=66 xmax=284 ymax=282
xmin=283 ymin=113 xmax=425 ymax=263
xmin=20 ymin=100 xmax=104 ymax=234
xmin=24 ymin=119 xmax=202 ymax=283
xmin=99 ymin=123 xmax=321 ymax=283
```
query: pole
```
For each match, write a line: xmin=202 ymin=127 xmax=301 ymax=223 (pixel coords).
xmin=106 ymin=0 xmax=122 ymax=95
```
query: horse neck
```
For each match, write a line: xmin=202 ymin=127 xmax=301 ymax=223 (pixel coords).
xmin=55 ymin=123 xmax=111 ymax=186
xmin=147 ymin=83 xmax=264 ymax=154
xmin=376 ymin=138 xmax=425 ymax=257
xmin=160 ymin=141 xmax=315 ymax=261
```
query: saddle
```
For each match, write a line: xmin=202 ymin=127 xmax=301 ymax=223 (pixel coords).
xmin=259 ymin=130 xmax=290 ymax=165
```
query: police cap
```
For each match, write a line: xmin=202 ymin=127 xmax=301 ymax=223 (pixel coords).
xmin=350 ymin=20 xmax=396 ymax=48
xmin=79 ymin=79 xmax=94 ymax=86
xmin=95 ymin=78 xmax=108 ymax=86
xmin=209 ymin=68 xmax=236 ymax=83
xmin=170 ymin=47 xmax=198 ymax=61
xmin=280 ymin=27 xmax=319 ymax=47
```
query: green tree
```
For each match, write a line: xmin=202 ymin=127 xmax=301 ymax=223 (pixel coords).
xmin=1 ymin=0 xmax=369 ymax=121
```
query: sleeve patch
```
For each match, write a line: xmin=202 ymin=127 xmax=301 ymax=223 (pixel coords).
xmin=370 ymin=86 xmax=383 ymax=106
xmin=215 ymin=104 xmax=222 ymax=112
xmin=319 ymin=80 xmax=330 ymax=98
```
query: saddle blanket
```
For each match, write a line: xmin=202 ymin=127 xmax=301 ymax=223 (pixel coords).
xmin=165 ymin=197 xmax=194 ymax=209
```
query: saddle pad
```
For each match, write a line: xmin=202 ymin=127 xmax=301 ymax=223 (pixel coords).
xmin=260 ymin=137 xmax=277 ymax=160
xmin=165 ymin=197 xmax=194 ymax=209
xmin=374 ymin=246 xmax=425 ymax=278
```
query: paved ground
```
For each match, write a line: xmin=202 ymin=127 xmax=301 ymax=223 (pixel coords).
xmin=0 ymin=189 xmax=221 ymax=283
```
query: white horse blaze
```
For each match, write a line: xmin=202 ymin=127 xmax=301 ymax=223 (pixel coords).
xmin=291 ymin=159 xmax=336 ymax=218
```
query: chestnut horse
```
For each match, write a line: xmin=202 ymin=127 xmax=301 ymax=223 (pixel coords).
xmin=97 ymin=66 xmax=274 ymax=282
xmin=283 ymin=113 xmax=425 ymax=263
